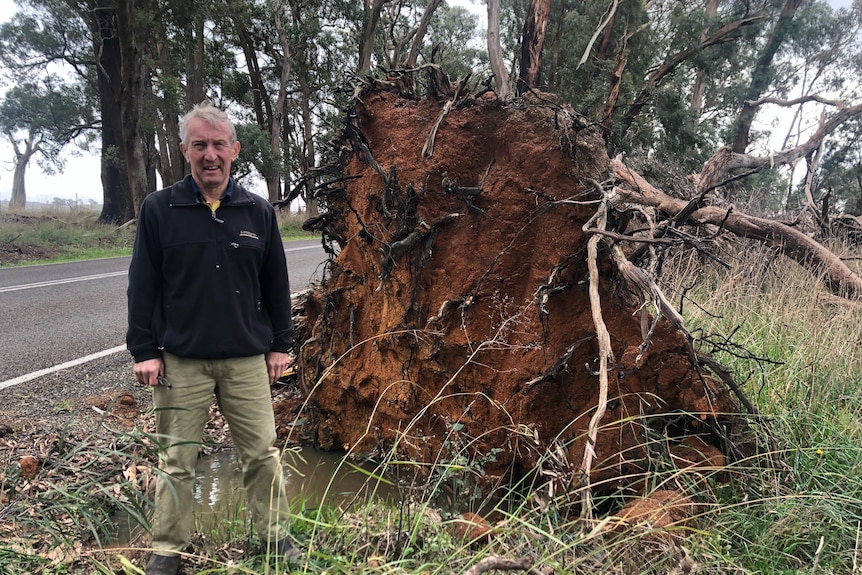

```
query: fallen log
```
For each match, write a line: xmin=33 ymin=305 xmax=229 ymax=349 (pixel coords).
xmin=610 ymin=156 xmax=862 ymax=300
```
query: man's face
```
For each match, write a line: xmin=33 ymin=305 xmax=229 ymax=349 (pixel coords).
xmin=180 ymin=117 xmax=241 ymax=196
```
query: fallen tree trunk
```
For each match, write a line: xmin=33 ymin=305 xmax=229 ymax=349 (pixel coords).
xmin=610 ymin=156 xmax=862 ymax=299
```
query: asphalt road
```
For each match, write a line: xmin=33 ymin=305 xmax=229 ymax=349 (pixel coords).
xmin=0 ymin=238 xmax=328 ymax=385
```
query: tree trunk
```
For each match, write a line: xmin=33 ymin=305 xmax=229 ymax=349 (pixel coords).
xmin=405 ymin=0 xmax=442 ymax=68
xmin=298 ymin=59 xmax=317 ymax=217
xmin=187 ymin=14 xmax=206 ymax=106
xmin=288 ymin=0 xmax=318 ymax=216
xmin=233 ymin=16 xmax=270 ymax=128
xmin=269 ymin=0 xmax=293 ymax=204
xmin=486 ymin=0 xmax=510 ymax=99
xmin=116 ymin=0 xmax=150 ymax=216
xmin=359 ymin=0 xmax=387 ymax=73
xmin=518 ymin=0 xmax=551 ymax=92
xmin=10 ymin=139 xmax=35 ymax=210
xmin=91 ymin=1 xmax=134 ymax=225
xmin=152 ymin=36 xmax=184 ymax=187
xmin=158 ymin=104 xmax=184 ymax=186
xmin=729 ymin=0 xmax=804 ymax=153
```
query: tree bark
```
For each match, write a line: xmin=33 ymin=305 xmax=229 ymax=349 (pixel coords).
xmin=359 ymin=0 xmax=387 ymax=73
xmin=115 ymin=0 xmax=150 ymax=216
xmin=518 ymin=0 xmax=551 ymax=91
xmin=730 ymin=0 xmax=804 ymax=153
xmin=486 ymin=0 xmax=510 ymax=99
xmin=610 ymin=156 xmax=862 ymax=299
xmin=405 ymin=0 xmax=442 ymax=68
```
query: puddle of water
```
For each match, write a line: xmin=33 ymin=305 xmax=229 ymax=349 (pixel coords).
xmin=112 ymin=446 xmax=398 ymax=545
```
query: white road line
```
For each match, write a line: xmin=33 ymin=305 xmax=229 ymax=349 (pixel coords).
xmin=0 ymin=271 xmax=128 ymax=293
xmin=0 ymin=345 xmax=128 ymax=391
xmin=284 ymin=244 xmax=320 ymax=252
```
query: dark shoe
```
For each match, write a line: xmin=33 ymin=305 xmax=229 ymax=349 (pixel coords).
xmin=274 ymin=537 xmax=303 ymax=564
xmin=145 ymin=553 xmax=180 ymax=575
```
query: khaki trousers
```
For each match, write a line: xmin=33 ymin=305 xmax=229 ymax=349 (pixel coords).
xmin=150 ymin=352 xmax=290 ymax=554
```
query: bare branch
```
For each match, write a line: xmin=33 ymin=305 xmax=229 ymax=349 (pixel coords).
xmin=611 ymin=156 xmax=862 ymax=299
xmin=746 ymin=94 xmax=848 ymax=110
xmin=698 ymin=102 xmax=862 ymax=192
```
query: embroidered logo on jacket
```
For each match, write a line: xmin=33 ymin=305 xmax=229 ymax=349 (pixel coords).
xmin=239 ymin=231 xmax=259 ymax=240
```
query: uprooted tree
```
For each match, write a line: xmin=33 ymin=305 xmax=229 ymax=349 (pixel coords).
xmin=283 ymin=82 xmax=729 ymax=509
xmin=275 ymin=0 xmax=862 ymax=510
xmin=280 ymin=61 xmax=862 ymax=507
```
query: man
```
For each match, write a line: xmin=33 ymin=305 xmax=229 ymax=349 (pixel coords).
xmin=127 ymin=102 xmax=299 ymax=575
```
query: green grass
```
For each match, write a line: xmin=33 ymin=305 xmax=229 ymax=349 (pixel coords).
xmin=660 ymin=239 xmax=862 ymax=574
xmin=0 ymin=208 xmax=137 ymax=266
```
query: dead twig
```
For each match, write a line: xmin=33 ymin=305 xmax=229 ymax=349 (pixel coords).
xmin=461 ymin=556 xmax=543 ymax=575
xmin=422 ymin=97 xmax=454 ymax=158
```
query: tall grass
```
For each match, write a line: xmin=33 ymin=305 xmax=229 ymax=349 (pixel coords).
xmin=661 ymin=237 xmax=862 ymax=573
xmin=277 ymin=208 xmax=317 ymax=240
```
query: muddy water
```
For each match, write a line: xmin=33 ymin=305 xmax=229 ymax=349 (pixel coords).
xmin=113 ymin=446 xmax=398 ymax=545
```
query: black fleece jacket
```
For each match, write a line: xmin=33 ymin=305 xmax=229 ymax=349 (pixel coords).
xmin=126 ymin=175 xmax=293 ymax=362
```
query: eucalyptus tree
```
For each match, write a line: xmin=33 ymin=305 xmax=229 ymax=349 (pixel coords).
xmin=0 ymin=79 xmax=96 ymax=209
xmin=0 ymin=0 xmax=99 ymax=210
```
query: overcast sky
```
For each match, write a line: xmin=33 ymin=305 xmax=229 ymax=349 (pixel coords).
xmin=0 ymin=0 xmax=856 ymax=205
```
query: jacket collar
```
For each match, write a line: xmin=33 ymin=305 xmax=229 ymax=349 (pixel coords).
xmin=169 ymin=174 xmax=256 ymax=207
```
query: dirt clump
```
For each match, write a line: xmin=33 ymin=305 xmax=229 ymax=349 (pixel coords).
xmin=286 ymin=85 xmax=740 ymax=496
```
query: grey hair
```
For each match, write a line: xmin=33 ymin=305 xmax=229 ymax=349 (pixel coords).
xmin=179 ymin=101 xmax=237 ymax=146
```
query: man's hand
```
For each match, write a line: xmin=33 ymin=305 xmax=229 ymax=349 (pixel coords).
xmin=265 ymin=351 xmax=293 ymax=384
xmin=134 ymin=357 xmax=164 ymax=387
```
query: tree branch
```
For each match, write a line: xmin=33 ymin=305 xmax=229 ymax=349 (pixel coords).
xmin=697 ymin=102 xmax=862 ymax=193
xmin=621 ymin=15 xmax=762 ymax=135
xmin=610 ymin=156 xmax=862 ymax=300
xmin=746 ymin=94 xmax=848 ymax=109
